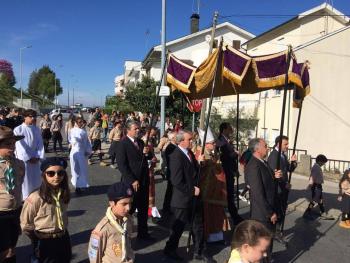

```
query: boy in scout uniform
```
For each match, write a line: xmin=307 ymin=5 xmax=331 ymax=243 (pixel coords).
xmin=88 ymin=119 xmax=107 ymax=166
xmin=0 ymin=126 xmax=25 ymax=263
xmin=88 ymin=182 xmax=135 ymax=263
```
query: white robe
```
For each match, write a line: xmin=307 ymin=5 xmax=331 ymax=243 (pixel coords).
xmin=70 ymin=127 xmax=92 ymax=188
xmin=14 ymin=123 xmax=45 ymax=199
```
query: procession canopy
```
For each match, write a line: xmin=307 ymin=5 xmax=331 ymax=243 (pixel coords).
xmin=166 ymin=43 xmax=310 ymax=104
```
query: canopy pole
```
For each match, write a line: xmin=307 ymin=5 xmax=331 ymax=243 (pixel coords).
xmin=199 ymin=11 xmax=218 ymax=129
xmin=236 ymin=93 xmax=240 ymax=209
xmin=187 ymin=38 xmax=223 ymax=253
xmin=192 ymin=112 xmax=195 ymax=132
xmin=280 ymin=100 xmax=303 ymax=234
xmin=181 ymin=93 xmax=185 ymax=125
xmin=276 ymin=46 xmax=292 ymax=170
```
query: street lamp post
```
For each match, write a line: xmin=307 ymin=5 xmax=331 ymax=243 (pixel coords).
xmin=20 ymin=45 xmax=32 ymax=107
xmin=54 ymin=65 xmax=63 ymax=109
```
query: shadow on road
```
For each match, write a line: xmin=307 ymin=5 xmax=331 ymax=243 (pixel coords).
xmin=68 ymin=209 xmax=86 ymax=217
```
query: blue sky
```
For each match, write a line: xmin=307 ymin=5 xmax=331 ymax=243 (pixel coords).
xmin=1 ymin=0 xmax=349 ymax=106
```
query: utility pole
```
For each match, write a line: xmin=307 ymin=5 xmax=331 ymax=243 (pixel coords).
xmin=19 ymin=45 xmax=32 ymax=107
xmin=160 ymin=0 xmax=166 ymax=137
xmin=199 ymin=11 xmax=218 ymax=129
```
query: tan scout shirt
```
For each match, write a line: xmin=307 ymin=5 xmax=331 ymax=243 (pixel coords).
xmin=89 ymin=126 xmax=103 ymax=140
xmin=88 ymin=215 xmax=134 ymax=263
xmin=0 ymin=157 xmax=25 ymax=211
xmin=108 ymin=127 xmax=122 ymax=142
xmin=20 ymin=190 xmax=68 ymax=235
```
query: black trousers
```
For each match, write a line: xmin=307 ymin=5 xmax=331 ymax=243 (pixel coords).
xmin=0 ymin=208 xmax=21 ymax=253
xmin=52 ymin=131 xmax=63 ymax=152
xmin=166 ymin=200 xmax=205 ymax=254
xmin=276 ymin=189 xmax=288 ymax=231
xmin=37 ymin=231 xmax=72 ymax=263
xmin=223 ymin=167 xmax=241 ymax=223
xmin=129 ymin=183 xmax=150 ymax=237
xmin=162 ymin=179 xmax=173 ymax=213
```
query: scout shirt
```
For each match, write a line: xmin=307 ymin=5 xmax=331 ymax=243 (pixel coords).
xmin=88 ymin=214 xmax=134 ymax=263
xmin=20 ymin=190 xmax=68 ymax=236
xmin=89 ymin=126 xmax=103 ymax=140
xmin=0 ymin=157 xmax=25 ymax=211
xmin=39 ymin=119 xmax=52 ymax=130
xmin=108 ymin=127 xmax=122 ymax=142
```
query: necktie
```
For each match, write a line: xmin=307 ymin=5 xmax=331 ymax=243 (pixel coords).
xmin=0 ymin=158 xmax=15 ymax=193
xmin=187 ymin=151 xmax=193 ymax=162
xmin=52 ymin=190 xmax=64 ymax=230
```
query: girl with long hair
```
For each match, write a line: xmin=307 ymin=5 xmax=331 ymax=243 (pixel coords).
xmin=20 ymin=157 xmax=72 ymax=263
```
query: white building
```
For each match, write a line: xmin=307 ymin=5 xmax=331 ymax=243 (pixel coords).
xmin=114 ymin=61 xmax=144 ymax=96
xmin=242 ymin=2 xmax=350 ymax=160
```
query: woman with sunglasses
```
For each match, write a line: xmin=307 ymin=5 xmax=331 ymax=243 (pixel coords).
xmin=20 ymin=157 xmax=72 ymax=263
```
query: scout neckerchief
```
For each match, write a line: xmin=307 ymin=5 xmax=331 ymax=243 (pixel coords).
xmin=106 ymin=207 xmax=131 ymax=262
xmin=228 ymin=249 xmax=243 ymax=263
xmin=51 ymin=189 xmax=64 ymax=230
xmin=0 ymin=157 xmax=15 ymax=193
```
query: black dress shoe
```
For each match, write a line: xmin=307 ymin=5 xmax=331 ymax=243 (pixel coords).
xmin=163 ymin=248 xmax=184 ymax=261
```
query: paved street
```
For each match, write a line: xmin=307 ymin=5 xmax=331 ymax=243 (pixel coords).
xmin=16 ymin=140 xmax=350 ymax=262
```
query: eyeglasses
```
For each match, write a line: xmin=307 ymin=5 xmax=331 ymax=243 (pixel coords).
xmin=27 ymin=115 xmax=36 ymax=119
xmin=45 ymin=170 xmax=66 ymax=177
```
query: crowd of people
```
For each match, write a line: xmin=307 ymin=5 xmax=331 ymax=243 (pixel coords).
xmin=0 ymin=106 xmax=349 ymax=263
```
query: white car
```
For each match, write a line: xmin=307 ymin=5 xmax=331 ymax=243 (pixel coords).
xmin=50 ymin=108 xmax=73 ymax=120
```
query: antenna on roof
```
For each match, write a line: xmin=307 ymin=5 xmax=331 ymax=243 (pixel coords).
xmin=197 ymin=0 xmax=201 ymax=15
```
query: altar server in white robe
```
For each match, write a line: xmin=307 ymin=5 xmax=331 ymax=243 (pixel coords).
xmin=70 ymin=117 xmax=92 ymax=194
xmin=13 ymin=109 xmax=44 ymax=199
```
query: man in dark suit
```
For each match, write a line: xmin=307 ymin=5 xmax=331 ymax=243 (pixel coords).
xmin=245 ymin=138 xmax=281 ymax=263
xmin=216 ymin=122 xmax=243 ymax=225
xmin=162 ymin=131 xmax=177 ymax=215
xmin=116 ymin=120 xmax=153 ymax=240
xmin=163 ymin=130 xmax=210 ymax=262
xmin=268 ymin=135 xmax=297 ymax=234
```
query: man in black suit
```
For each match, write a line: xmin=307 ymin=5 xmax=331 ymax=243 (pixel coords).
xmin=268 ymin=135 xmax=297 ymax=234
xmin=164 ymin=130 xmax=210 ymax=262
xmin=216 ymin=122 xmax=243 ymax=225
xmin=162 ymin=131 xmax=177 ymax=215
xmin=245 ymin=138 xmax=281 ymax=262
xmin=116 ymin=120 xmax=153 ymax=240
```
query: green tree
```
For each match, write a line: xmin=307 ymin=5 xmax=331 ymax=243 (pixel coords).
xmin=28 ymin=65 xmax=63 ymax=104
xmin=0 ymin=60 xmax=16 ymax=106
xmin=209 ymin=106 xmax=259 ymax=147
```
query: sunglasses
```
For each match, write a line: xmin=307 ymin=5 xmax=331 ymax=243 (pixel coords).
xmin=45 ymin=170 xmax=66 ymax=177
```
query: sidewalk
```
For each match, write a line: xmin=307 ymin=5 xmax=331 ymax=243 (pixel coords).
xmin=287 ymin=173 xmax=341 ymax=218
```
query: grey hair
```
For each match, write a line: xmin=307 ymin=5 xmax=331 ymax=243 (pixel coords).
xmin=125 ymin=120 xmax=139 ymax=130
xmin=175 ymin=130 xmax=192 ymax=144
xmin=248 ymin=138 xmax=263 ymax=153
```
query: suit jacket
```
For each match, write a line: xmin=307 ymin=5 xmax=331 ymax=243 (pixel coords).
xmin=164 ymin=143 xmax=177 ymax=179
xmin=216 ymin=134 xmax=238 ymax=175
xmin=245 ymin=156 xmax=277 ymax=223
xmin=169 ymin=146 xmax=199 ymax=209
xmin=267 ymin=149 xmax=297 ymax=189
xmin=116 ymin=136 xmax=150 ymax=186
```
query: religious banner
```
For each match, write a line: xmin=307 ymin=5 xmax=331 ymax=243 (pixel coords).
xmin=223 ymin=45 xmax=251 ymax=86
xmin=166 ymin=53 xmax=196 ymax=94
xmin=251 ymin=51 xmax=303 ymax=89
